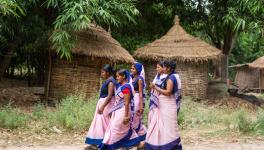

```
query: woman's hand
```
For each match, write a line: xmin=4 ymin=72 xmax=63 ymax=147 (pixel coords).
xmin=98 ymin=106 xmax=104 ymax=114
xmin=136 ymin=108 xmax=144 ymax=116
xmin=108 ymin=113 xmax=112 ymax=118
xmin=149 ymin=82 xmax=155 ymax=89
xmin=123 ymin=116 xmax=130 ymax=125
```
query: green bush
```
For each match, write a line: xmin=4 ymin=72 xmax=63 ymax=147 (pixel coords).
xmin=0 ymin=106 xmax=28 ymax=129
xmin=32 ymin=103 xmax=45 ymax=120
xmin=50 ymin=94 xmax=98 ymax=130
xmin=178 ymin=107 xmax=186 ymax=127
xmin=236 ymin=110 xmax=254 ymax=133
xmin=252 ymin=110 xmax=264 ymax=135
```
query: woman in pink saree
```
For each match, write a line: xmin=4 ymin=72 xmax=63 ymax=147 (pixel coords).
xmin=130 ymin=62 xmax=147 ymax=149
xmin=99 ymin=69 xmax=142 ymax=150
xmin=147 ymin=61 xmax=182 ymax=150
xmin=85 ymin=64 xmax=116 ymax=149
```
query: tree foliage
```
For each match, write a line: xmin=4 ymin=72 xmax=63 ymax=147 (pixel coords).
xmin=47 ymin=0 xmax=139 ymax=59
xmin=0 ymin=0 xmax=263 ymax=82
xmin=0 ymin=0 xmax=25 ymax=16
xmin=0 ymin=0 xmax=139 ymax=82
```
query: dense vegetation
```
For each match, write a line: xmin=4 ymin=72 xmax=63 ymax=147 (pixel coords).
xmin=1 ymin=94 xmax=264 ymax=137
xmin=0 ymin=0 xmax=264 ymax=83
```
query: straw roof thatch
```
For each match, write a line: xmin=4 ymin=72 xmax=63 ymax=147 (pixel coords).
xmin=134 ymin=16 xmax=222 ymax=63
xmin=229 ymin=63 xmax=249 ymax=68
xmin=72 ymin=24 xmax=134 ymax=63
xmin=249 ymin=56 xmax=264 ymax=69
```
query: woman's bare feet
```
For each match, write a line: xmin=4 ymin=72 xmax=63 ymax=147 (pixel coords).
xmin=84 ymin=145 xmax=98 ymax=150
xmin=137 ymin=141 xmax=145 ymax=150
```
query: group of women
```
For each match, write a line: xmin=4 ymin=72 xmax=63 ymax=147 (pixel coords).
xmin=84 ymin=60 xmax=182 ymax=150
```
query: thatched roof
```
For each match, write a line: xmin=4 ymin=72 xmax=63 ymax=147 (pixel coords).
xmin=249 ymin=56 xmax=264 ymax=69
xmin=134 ymin=16 xmax=222 ymax=63
xmin=229 ymin=63 xmax=249 ymax=68
xmin=72 ymin=24 xmax=134 ymax=63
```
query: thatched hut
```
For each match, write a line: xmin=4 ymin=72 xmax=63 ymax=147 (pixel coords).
xmin=134 ymin=16 xmax=221 ymax=99
xmin=249 ymin=56 xmax=264 ymax=91
xmin=229 ymin=56 xmax=264 ymax=92
xmin=46 ymin=24 xmax=134 ymax=100
xmin=229 ymin=64 xmax=259 ymax=90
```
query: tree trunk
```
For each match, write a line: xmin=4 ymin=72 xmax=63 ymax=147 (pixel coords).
xmin=0 ymin=51 xmax=15 ymax=80
xmin=220 ymin=55 xmax=228 ymax=82
xmin=220 ymin=27 xmax=236 ymax=82
xmin=0 ymin=35 xmax=21 ymax=80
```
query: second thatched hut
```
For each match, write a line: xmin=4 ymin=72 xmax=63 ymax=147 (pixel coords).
xmin=134 ymin=16 xmax=221 ymax=99
xmin=229 ymin=64 xmax=259 ymax=90
xmin=46 ymin=24 xmax=134 ymax=100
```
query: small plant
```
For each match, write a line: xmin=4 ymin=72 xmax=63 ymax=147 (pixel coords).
xmin=32 ymin=103 xmax=45 ymax=120
xmin=258 ymin=93 xmax=264 ymax=100
xmin=178 ymin=107 xmax=186 ymax=128
xmin=252 ymin=110 xmax=264 ymax=135
xmin=236 ymin=110 xmax=254 ymax=133
xmin=0 ymin=106 xmax=28 ymax=129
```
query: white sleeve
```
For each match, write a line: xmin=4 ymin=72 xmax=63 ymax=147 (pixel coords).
xmin=152 ymin=75 xmax=158 ymax=83
xmin=175 ymin=74 xmax=181 ymax=90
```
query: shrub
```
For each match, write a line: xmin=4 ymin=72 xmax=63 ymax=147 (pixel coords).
xmin=236 ymin=110 xmax=254 ymax=133
xmin=0 ymin=106 xmax=28 ymax=129
xmin=32 ymin=103 xmax=45 ymax=120
xmin=50 ymin=94 xmax=98 ymax=130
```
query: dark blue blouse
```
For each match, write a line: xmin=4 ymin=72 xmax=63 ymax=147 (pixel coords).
xmin=99 ymin=77 xmax=116 ymax=98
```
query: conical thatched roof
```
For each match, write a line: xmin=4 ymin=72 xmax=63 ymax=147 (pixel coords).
xmin=249 ymin=56 xmax=264 ymax=69
xmin=72 ymin=24 xmax=134 ymax=63
xmin=134 ymin=16 xmax=221 ymax=63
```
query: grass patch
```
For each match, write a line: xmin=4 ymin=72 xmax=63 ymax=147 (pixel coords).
xmin=48 ymin=94 xmax=98 ymax=130
xmin=178 ymin=97 xmax=264 ymax=136
xmin=252 ymin=110 xmax=264 ymax=135
xmin=0 ymin=105 xmax=28 ymax=129
xmin=1 ymin=93 xmax=264 ymax=138
xmin=32 ymin=103 xmax=45 ymax=120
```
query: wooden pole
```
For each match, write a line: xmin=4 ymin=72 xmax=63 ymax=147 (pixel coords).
xmin=45 ymin=50 xmax=52 ymax=101
xmin=259 ymin=69 xmax=262 ymax=93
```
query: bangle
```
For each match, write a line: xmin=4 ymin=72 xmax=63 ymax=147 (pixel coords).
xmin=156 ymin=87 xmax=160 ymax=92
xmin=124 ymin=116 xmax=130 ymax=120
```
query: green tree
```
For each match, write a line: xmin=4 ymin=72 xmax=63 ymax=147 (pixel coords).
xmin=181 ymin=0 xmax=264 ymax=81
xmin=0 ymin=0 xmax=24 ymax=16
xmin=47 ymin=0 xmax=139 ymax=59
xmin=0 ymin=0 xmax=139 ymax=80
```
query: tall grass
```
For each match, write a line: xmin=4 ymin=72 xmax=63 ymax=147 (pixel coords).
xmin=0 ymin=94 xmax=98 ymax=131
xmin=178 ymin=97 xmax=264 ymax=136
xmin=252 ymin=110 xmax=264 ymax=135
xmin=49 ymin=94 xmax=97 ymax=130
xmin=32 ymin=103 xmax=45 ymax=120
xmin=0 ymin=105 xmax=28 ymax=129
xmin=0 ymin=94 xmax=264 ymax=137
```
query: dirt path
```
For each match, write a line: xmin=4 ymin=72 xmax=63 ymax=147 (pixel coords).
xmin=3 ymin=141 xmax=264 ymax=150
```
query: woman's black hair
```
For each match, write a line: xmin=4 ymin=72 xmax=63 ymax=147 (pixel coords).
xmin=116 ymin=69 xmax=129 ymax=80
xmin=163 ymin=60 xmax=171 ymax=68
xmin=169 ymin=61 xmax=176 ymax=73
xmin=160 ymin=61 xmax=176 ymax=90
xmin=163 ymin=60 xmax=176 ymax=74
xmin=157 ymin=61 xmax=165 ymax=67
xmin=103 ymin=64 xmax=115 ymax=75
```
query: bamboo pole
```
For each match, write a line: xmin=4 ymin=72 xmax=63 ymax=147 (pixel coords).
xmin=259 ymin=69 xmax=262 ymax=93
xmin=45 ymin=50 xmax=52 ymax=101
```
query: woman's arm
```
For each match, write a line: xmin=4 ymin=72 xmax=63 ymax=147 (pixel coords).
xmin=137 ymin=79 xmax=144 ymax=115
xmin=154 ymin=79 xmax=173 ymax=96
xmin=98 ymin=82 xmax=114 ymax=114
xmin=123 ymin=92 xmax=131 ymax=125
